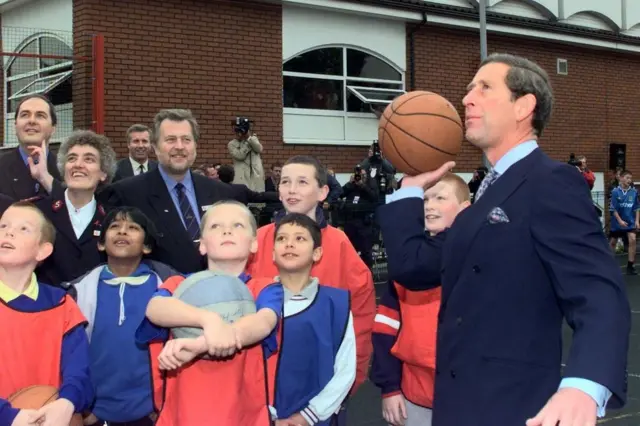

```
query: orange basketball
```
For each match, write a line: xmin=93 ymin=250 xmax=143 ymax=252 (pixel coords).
xmin=8 ymin=385 xmax=83 ymax=426
xmin=378 ymin=91 xmax=463 ymax=175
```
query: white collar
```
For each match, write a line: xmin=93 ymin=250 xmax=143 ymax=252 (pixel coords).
xmin=64 ymin=189 xmax=96 ymax=215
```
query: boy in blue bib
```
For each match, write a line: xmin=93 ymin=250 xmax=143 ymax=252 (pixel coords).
xmin=263 ymin=213 xmax=356 ymax=426
xmin=609 ymin=169 xmax=639 ymax=275
xmin=69 ymin=206 xmax=178 ymax=426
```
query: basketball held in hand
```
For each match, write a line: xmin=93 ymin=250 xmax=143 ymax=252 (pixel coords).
xmin=8 ymin=385 xmax=83 ymax=426
xmin=378 ymin=91 xmax=463 ymax=175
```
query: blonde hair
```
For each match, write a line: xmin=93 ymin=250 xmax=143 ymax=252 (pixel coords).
xmin=6 ymin=201 xmax=56 ymax=245
xmin=200 ymin=200 xmax=257 ymax=236
xmin=433 ymin=173 xmax=471 ymax=203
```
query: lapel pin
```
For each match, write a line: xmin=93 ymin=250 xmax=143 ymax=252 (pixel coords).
xmin=93 ymin=230 xmax=101 ymax=237
xmin=164 ymin=209 xmax=169 ymax=213
xmin=52 ymin=200 xmax=62 ymax=212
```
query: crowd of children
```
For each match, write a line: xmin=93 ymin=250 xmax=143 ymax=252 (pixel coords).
xmin=0 ymin=154 xmax=461 ymax=426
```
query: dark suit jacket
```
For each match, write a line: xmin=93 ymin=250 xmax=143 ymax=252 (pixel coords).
xmin=0 ymin=148 xmax=62 ymax=201
xmin=99 ymin=168 xmax=238 ymax=274
xmin=35 ymin=196 xmax=109 ymax=287
xmin=228 ymin=183 xmax=279 ymax=205
xmin=377 ymin=148 xmax=630 ymax=426
xmin=112 ymin=157 xmax=158 ymax=183
xmin=0 ymin=194 xmax=13 ymax=217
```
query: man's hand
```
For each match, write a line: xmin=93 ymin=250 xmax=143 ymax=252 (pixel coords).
xmin=526 ymin=387 xmax=597 ymax=426
xmin=26 ymin=140 xmax=49 ymax=180
xmin=400 ymin=161 xmax=456 ymax=190
xmin=382 ymin=394 xmax=407 ymax=426
xmin=158 ymin=336 xmax=207 ymax=370
xmin=10 ymin=409 xmax=37 ymax=426
xmin=201 ymin=313 xmax=241 ymax=357
xmin=83 ymin=413 xmax=98 ymax=425
xmin=29 ymin=398 xmax=75 ymax=426
xmin=285 ymin=413 xmax=309 ymax=426
xmin=618 ymin=219 xmax=629 ymax=228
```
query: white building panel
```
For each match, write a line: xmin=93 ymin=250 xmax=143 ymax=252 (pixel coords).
xmin=2 ymin=0 xmax=71 ymax=53
xmin=283 ymin=4 xmax=406 ymax=146
xmin=561 ymin=0 xmax=622 ymax=29
xmin=489 ymin=0 xmax=550 ymax=20
xmin=624 ymin=0 xmax=640 ymax=30
xmin=283 ymin=5 xmax=406 ymax=70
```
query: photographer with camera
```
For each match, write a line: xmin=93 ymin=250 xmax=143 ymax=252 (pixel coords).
xmin=568 ymin=153 xmax=596 ymax=190
xmin=341 ymin=164 xmax=379 ymax=268
xmin=228 ymin=117 xmax=265 ymax=192
xmin=359 ymin=141 xmax=397 ymax=197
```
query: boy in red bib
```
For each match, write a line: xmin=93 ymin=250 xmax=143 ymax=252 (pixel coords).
xmin=136 ymin=200 xmax=282 ymax=426
xmin=0 ymin=202 xmax=93 ymax=426
xmin=371 ymin=174 xmax=470 ymax=426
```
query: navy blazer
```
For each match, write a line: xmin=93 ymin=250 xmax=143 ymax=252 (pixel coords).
xmin=377 ymin=148 xmax=630 ymax=426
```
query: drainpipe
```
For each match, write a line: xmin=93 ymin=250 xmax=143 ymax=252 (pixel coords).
xmin=408 ymin=12 xmax=427 ymax=91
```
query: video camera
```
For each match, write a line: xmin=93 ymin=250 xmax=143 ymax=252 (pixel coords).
xmin=568 ymin=153 xmax=582 ymax=168
xmin=354 ymin=164 xmax=362 ymax=182
xmin=232 ymin=117 xmax=253 ymax=135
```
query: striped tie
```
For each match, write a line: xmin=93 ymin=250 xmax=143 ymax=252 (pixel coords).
xmin=175 ymin=183 xmax=201 ymax=242
xmin=475 ymin=169 xmax=500 ymax=201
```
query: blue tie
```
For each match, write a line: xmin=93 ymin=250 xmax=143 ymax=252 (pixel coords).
xmin=175 ymin=183 xmax=201 ymax=242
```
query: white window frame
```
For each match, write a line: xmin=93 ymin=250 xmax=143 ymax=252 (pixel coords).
xmin=4 ymin=33 xmax=73 ymax=146
xmin=283 ymin=46 xmax=406 ymax=116
xmin=346 ymin=85 xmax=406 ymax=105
xmin=8 ymin=69 xmax=72 ymax=101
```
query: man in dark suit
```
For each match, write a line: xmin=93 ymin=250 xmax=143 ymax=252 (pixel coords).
xmin=112 ymin=124 xmax=158 ymax=182
xmin=377 ymin=53 xmax=630 ymax=426
xmin=100 ymin=109 xmax=238 ymax=274
xmin=0 ymin=94 xmax=62 ymax=201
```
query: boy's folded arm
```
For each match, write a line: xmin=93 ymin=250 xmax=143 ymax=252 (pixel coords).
xmin=59 ymin=326 xmax=94 ymax=413
xmin=301 ymin=313 xmax=357 ymax=424
xmin=234 ymin=283 xmax=283 ymax=347
xmin=145 ymin=294 xmax=213 ymax=328
xmin=0 ymin=398 xmax=20 ymax=426
xmin=232 ymin=308 xmax=279 ymax=347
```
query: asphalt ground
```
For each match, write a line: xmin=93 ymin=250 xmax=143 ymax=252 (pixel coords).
xmin=347 ymin=253 xmax=640 ymax=426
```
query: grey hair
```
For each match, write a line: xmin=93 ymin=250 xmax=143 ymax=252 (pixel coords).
xmin=125 ymin=123 xmax=150 ymax=143
xmin=57 ymin=130 xmax=117 ymax=185
xmin=481 ymin=53 xmax=554 ymax=137
xmin=151 ymin=109 xmax=200 ymax=144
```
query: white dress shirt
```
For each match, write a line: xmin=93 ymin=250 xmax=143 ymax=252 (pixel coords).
xmin=129 ymin=157 xmax=149 ymax=175
xmin=64 ymin=190 xmax=96 ymax=239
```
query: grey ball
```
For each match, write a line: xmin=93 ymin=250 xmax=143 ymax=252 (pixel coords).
xmin=171 ymin=270 xmax=257 ymax=339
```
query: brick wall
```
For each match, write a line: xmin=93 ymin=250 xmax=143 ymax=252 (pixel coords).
xmin=0 ymin=13 xmax=4 ymax=146
xmin=73 ymin=0 xmax=284 ymax=166
xmin=411 ymin=25 xmax=640 ymax=173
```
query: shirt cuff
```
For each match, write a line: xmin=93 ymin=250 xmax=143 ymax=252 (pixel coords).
xmin=385 ymin=186 xmax=424 ymax=204
xmin=300 ymin=406 xmax=320 ymax=425
xmin=58 ymin=387 xmax=81 ymax=413
xmin=559 ymin=377 xmax=612 ymax=418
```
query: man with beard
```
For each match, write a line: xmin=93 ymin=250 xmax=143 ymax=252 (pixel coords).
xmin=0 ymin=94 xmax=63 ymax=200
xmin=99 ymin=109 xmax=237 ymax=273
xmin=112 ymin=124 xmax=158 ymax=182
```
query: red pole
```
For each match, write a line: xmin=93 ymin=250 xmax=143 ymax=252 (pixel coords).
xmin=92 ymin=34 xmax=105 ymax=134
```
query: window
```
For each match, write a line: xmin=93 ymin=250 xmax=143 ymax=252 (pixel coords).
xmin=283 ymin=47 xmax=405 ymax=114
xmin=5 ymin=35 xmax=73 ymax=114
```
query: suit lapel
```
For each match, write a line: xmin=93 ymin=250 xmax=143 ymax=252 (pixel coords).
xmin=78 ymin=203 xmax=106 ymax=245
xmin=6 ymin=150 xmax=34 ymax=200
xmin=123 ymin=159 xmax=134 ymax=178
xmin=443 ymin=149 xmax=541 ymax=291
xmin=48 ymin=198 xmax=82 ymax=250
xmin=192 ymin=174 xmax=213 ymax=219
xmin=147 ymin=169 xmax=192 ymax=242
